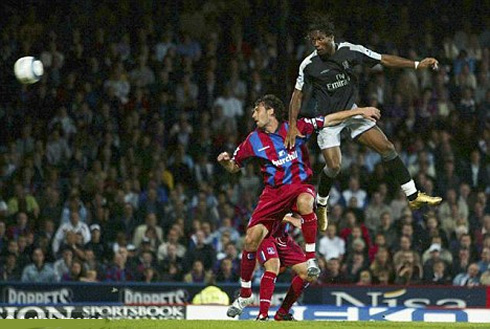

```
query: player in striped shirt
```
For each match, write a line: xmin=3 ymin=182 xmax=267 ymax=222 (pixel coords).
xmin=218 ymin=94 xmax=379 ymax=317
xmin=255 ymin=214 xmax=313 ymax=321
xmin=228 ymin=214 xmax=313 ymax=321
xmin=285 ymin=13 xmax=442 ymax=232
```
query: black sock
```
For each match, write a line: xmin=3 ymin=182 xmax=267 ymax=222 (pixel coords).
xmin=318 ymin=170 xmax=335 ymax=199
xmin=383 ymin=156 xmax=418 ymax=200
xmin=407 ymin=192 xmax=418 ymax=201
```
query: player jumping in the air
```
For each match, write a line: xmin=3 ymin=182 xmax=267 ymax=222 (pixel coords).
xmin=285 ymin=13 xmax=442 ymax=232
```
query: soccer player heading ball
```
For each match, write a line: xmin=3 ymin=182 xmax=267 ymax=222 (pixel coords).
xmin=285 ymin=13 xmax=442 ymax=231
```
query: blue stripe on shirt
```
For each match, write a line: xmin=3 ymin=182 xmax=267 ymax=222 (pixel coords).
xmin=250 ymin=132 xmax=275 ymax=186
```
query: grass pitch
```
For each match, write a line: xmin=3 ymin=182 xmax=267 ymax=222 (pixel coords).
xmin=4 ymin=320 xmax=490 ymax=329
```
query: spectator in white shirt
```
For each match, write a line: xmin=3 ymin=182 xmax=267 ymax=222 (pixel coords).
xmin=52 ymin=211 xmax=91 ymax=254
xmin=104 ymin=63 xmax=130 ymax=104
xmin=129 ymin=55 xmax=155 ymax=87
xmin=48 ymin=106 xmax=77 ymax=139
xmin=53 ymin=248 xmax=73 ymax=281
xmin=133 ymin=213 xmax=164 ymax=248
xmin=46 ymin=129 xmax=72 ymax=167
xmin=318 ymin=223 xmax=346 ymax=262
xmin=213 ymin=85 xmax=243 ymax=120
xmin=364 ymin=191 xmax=392 ymax=232
xmin=155 ymin=30 xmax=175 ymax=62
xmin=60 ymin=192 xmax=88 ymax=224
xmin=342 ymin=176 xmax=367 ymax=208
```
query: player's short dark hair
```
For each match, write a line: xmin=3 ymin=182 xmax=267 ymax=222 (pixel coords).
xmin=254 ymin=94 xmax=285 ymax=121
xmin=307 ymin=12 xmax=335 ymax=36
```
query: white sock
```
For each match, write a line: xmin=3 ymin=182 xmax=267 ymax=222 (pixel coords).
xmin=241 ymin=280 xmax=251 ymax=288
xmin=401 ymin=180 xmax=418 ymax=197
xmin=305 ymin=243 xmax=316 ymax=252
xmin=316 ymin=194 xmax=329 ymax=206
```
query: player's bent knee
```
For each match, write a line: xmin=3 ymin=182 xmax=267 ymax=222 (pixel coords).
xmin=381 ymin=147 xmax=398 ymax=162
xmin=244 ymin=234 xmax=260 ymax=252
xmin=264 ymin=258 xmax=280 ymax=274
xmin=244 ymin=224 xmax=267 ymax=251
xmin=298 ymin=270 xmax=310 ymax=281
xmin=323 ymin=165 xmax=340 ymax=178
xmin=296 ymin=194 xmax=315 ymax=213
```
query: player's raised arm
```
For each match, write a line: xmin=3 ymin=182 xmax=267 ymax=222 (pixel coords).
xmin=217 ymin=152 xmax=241 ymax=174
xmin=285 ymin=88 xmax=305 ymax=149
xmin=380 ymin=54 xmax=439 ymax=70
xmin=324 ymin=107 xmax=381 ymax=126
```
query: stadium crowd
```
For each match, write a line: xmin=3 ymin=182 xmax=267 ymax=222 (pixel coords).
xmin=1 ymin=1 xmax=490 ymax=287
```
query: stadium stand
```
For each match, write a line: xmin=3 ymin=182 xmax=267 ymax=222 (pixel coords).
xmin=0 ymin=0 xmax=490 ymax=289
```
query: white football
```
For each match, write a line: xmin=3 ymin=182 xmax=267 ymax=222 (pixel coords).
xmin=14 ymin=56 xmax=44 ymax=84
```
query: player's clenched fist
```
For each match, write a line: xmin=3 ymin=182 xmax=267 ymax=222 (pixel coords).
xmin=217 ymin=152 xmax=231 ymax=162
xmin=217 ymin=152 xmax=240 ymax=173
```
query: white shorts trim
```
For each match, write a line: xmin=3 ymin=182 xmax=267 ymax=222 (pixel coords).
xmin=317 ymin=114 xmax=376 ymax=150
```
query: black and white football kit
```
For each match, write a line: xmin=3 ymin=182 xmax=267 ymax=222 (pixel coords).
xmin=295 ymin=42 xmax=381 ymax=149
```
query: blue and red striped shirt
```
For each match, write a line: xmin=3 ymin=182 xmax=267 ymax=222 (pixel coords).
xmin=232 ymin=117 xmax=325 ymax=187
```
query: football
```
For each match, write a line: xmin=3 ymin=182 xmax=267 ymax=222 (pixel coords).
xmin=14 ymin=56 xmax=44 ymax=84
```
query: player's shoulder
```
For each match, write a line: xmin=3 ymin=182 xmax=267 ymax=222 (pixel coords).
xmin=243 ymin=129 xmax=263 ymax=144
xmin=299 ymin=50 xmax=318 ymax=67
xmin=337 ymin=41 xmax=366 ymax=51
xmin=337 ymin=41 xmax=381 ymax=58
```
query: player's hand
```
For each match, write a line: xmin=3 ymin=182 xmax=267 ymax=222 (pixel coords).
xmin=358 ymin=107 xmax=381 ymax=122
xmin=284 ymin=124 xmax=304 ymax=149
xmin=418 ymin=57 xmax=439 ymax=71
xmin=282 ymin=213 xmax=302 ymax=229
xmin=217 ymin=152 xmax=231 ymax=163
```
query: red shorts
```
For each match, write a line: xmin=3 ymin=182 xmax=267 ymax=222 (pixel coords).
xmin=257 ymin=235 xmax=306 ymax=267
xmin=248 ymin=183 xmax=316 ymax=232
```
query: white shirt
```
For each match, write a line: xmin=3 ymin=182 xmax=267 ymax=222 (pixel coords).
xmin=471 ymin=164 xmax=479 ymax=187
xmin=214 ymin=96 xmax=243 ymax=119
xmin=52 ymin=221 xmax=91 ymax=254
xmin=318 ymin=235 xmax=345 ymax=261
xmin=342 ymin=189 xmax=368 ymax=208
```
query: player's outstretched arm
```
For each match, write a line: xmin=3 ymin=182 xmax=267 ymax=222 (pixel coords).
xmin=217 ymin=152 xmax=241 ymax=174
xmin=285 ymin=88 xmax=305 ymax=149
xmin=324 ymin=107 xmax=381 ymax=126
xmin=381 ymin=54 xmax=439 ymax=70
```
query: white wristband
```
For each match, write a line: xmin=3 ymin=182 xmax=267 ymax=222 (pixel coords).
xmin=414 ymin=61 xmax=420 ymax=69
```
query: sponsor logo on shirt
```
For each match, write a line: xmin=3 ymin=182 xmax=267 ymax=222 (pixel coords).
xmin=326 ymin=73 xmax=350 ymax=91
xmin=272 ymin=151 xmax=298 ymax=166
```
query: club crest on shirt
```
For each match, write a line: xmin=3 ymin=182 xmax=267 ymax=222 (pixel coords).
xmin=267 ymin=247 xmax=275 ymax=255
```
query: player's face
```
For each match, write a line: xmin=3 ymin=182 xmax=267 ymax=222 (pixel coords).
xmin=308 ymin=30 xmax=335 ymax=57
xmin=252 ymin=104 xmax=273 ymax=130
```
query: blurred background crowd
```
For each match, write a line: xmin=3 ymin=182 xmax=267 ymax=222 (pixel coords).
xmin=0 ymin=0 xmax=490 ymax=287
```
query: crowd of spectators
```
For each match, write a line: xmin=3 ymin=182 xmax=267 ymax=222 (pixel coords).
xmin=0 ymin=1 xmax=490 ymax=288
